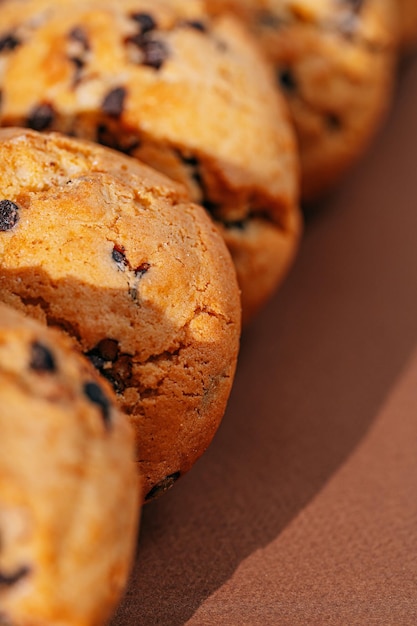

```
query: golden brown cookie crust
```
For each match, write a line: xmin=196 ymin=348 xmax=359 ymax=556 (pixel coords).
xmin=205 ymin=0 xmax=398 ymax=202
xmin=0 ymin=0 xmax=301 ymax=322
xmin=0 ymin=302 xmax=140 ymax=626
xmin=0 ymin=127 xmax=241 ymax=501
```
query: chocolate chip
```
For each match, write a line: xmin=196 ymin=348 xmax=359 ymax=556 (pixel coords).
xmin=87 ymin=353 xmax=106 ymax=371
xmin=91 ymin=338 xmax=119 ymax=362
xmin=0 ymin=200 xmax=19 ymax=231
xmin=257 ymin=10 xmax=284 ymax=28
xmin=83 ymin=381 xmax=111 ymax=427
xmin=0 ymin=565 xmax=30 ymax=587
xmin=27 ymin=102 xmax=55 ymax=131
xmin=0 ymin=33 xmax=21 ymax=53
xmin=101 ymin=87 xmax=127 ymax=118
xmin=96 ymin=124 xmax=140 ymax=154
xmin=135 ymin=262 xmax=150 ymax=278
xmin=278 ymin=68 xmax=297 ymax=92
xmin=326 ymin=113 xmax=342 ymax=131
xmin=130 ymin=12 xmax=157 ymax=34
xmin=68 ymin=26 xmax=90 ymax=50
xmin=140 ymin=38 xmax=169 ymax=70
xmin=182 ymin=20 xmax=207 ymax=33
xmin=224 ymin=219 xmax=246 ymax=231
xmin=29 ymin=342 xmax=56 ymax=372
xmin=112 ymin=245 xmax=128 ymax=271
xmin=145 ymin=472 xmax=181 ymax=501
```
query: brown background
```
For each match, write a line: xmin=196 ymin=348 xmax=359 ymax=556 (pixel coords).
xmin=111 ymin=54 xmax=417 ymax=625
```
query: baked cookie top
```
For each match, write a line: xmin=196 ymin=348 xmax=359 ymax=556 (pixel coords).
xmin=0 ymin=302 xmax=139 ymax=626
xmin=0 ymin=0 xmax=301 ymax=321
xmin=0 ymin=127 xmax=241 ymax=501
xmin=205 ymin=0 xmax=398 ymax=201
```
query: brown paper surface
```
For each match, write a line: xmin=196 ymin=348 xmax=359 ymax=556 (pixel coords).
xmin=111 ymin=55 xmax=417 ymax=626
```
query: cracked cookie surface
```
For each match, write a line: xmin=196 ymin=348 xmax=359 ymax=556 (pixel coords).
xmin=205 ymin=0 xmax=398 ymax=201
xmin=0 ymin=302 xmax=140 ymax=626
xmin=0 ymin=0 xmax=301 ymax=323
xmin=0 ymin=127 xmax=241 ymax=501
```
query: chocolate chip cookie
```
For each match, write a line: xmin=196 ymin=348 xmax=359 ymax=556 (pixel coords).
xmin=0 ymin=127 xmax=241 ymax=502
xmin=205 ymin=0 xmax=398 ymax=202
xmin=0 ymin=0 xmax=301 ymax=322
xmin=0 ymin=302 xmax=140 ymax=626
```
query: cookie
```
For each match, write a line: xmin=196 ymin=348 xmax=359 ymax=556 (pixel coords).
xmin=0 ymin=302 xmax=140 ymax=626
xmin=397 ymin=0 xmax=417 ymax=52
xmin=0 ymin=127 xmax=241 ymax=502
xmin=205 ymin=0 xmax=398 ymax=202
xmin=0 ymin=0 xmax=301 ymax=322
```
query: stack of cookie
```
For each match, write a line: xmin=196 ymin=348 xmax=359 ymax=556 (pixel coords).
xmin=0 ymin=0 xmax=415 ymax=624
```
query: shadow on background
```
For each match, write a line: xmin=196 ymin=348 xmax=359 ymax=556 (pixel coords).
xmin=112 ymin=58 xmax=417 ymax=625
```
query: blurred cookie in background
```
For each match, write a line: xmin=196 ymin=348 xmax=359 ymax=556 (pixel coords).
xmin=205 ymin=0 xmax=398 ymax=203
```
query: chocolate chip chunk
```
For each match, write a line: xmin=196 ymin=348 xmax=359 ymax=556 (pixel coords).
xmin=130 ymin=12 xmax=157 ymax=34
xmin=224 ymin=219 xmax=246 ymax=231
xmin=27 ymin=102 xmax=55 ymax=131
xmin=112 ymin=245 xmax=128 ymax=271
xmin=135 ymin=262 xmax=150 ymax=278
xmin=83 ymin=381 xmax=111 ymax=427
xmin=140 ymin=38 xmax=169 ymax=70
xmin=326 ymin=113 xmax=342 ymax=131
xmin=96 ymin=124 xmax=140 ymax=154
xmin=101 ymin=87 xmax=127 ymax=118
xmin=0 ymin=33 xmax=21 ymax=53
xmin=0 ymin=200 xmax=19 ymax=231
xmin=278 ymin=68 xmax=297 ymax=92
xmin=90 ymin=338 xmax=119 ymax=362
xmin=257 ymin=10 xmax=284 ymax=28
xmin=0 ymin=565 xmax=30 ymax=587
xmin=29 ymin=342 xmax=56 ymax=372
xmin=68 ymin=26 xmax=90 ymax=50
xmin=182 ymin=20 xmax=207 ymax=33
xmin=145 ymin=472 xmax=181 ymax=501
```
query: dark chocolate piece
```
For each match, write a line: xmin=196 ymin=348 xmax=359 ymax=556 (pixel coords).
xmin=130 ymin=12 xmax=157 ymax=34
xmin=0 ymin=200 xmax=19 ymax=231
xmin=0 ymin=565 xmax=30 ymax=587
xmin=140 ymin=38 xmax=169 ymax=70
xmin=101 ymin=87 xmax=127 ymax=118
xmin=83 ymin=381 xmax=111 ymax=427
xmin=68 ymin=26 xmax=90 ymax=50
xmin=27 ymin=103 xmax=55 ymax=131
xmin=278 ymin=68 xmax=297 ymax=93
xmin=29 ymin=342 xmax=56 ymax=373
xmin=145 ymin=472 xmax=181 ymax=501
xmin=0 ymin=33 xmax=21 ymax=53
xmin=112 ymin=245 xmax=128 ymax=271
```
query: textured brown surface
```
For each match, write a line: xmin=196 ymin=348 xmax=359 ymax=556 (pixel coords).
xmin=110 ymin=55 xmax=417 ymax=625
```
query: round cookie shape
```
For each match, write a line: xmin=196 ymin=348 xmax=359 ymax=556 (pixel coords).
xmin=0 ymin=0 xmax=301 ymax=322
xmin=0 ymin=127 xmax=241 ymax=502
xmin=397 ymin=0 xmax=417 ymax=52
xmin=0 ymin=302 xmax=140 ymax=626
xmin=205 ymin=0 xmax=398 ymax=202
